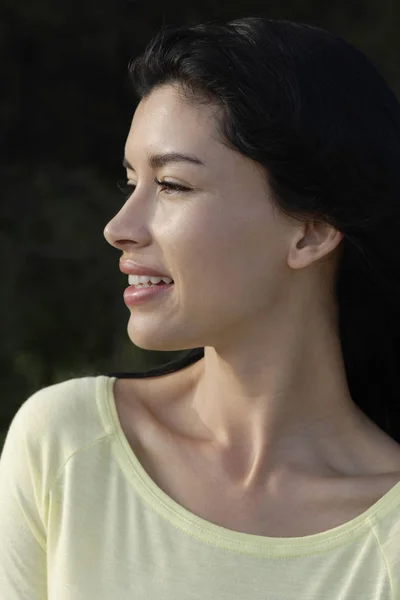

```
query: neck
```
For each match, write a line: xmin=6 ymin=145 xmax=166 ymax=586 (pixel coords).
xmin=186 ymin=290 xmax=366 ymax=488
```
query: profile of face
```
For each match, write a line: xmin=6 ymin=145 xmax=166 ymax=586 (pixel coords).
xmin=103 ymin=84 xmax=341 ymax=353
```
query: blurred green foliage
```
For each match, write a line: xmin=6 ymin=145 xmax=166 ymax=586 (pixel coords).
xmin=1 ymin=0 xmax=400 ymax=439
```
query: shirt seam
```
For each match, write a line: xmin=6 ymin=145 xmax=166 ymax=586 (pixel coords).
xmin=18 ymin=415 xmax=48 ymax=551
xmin=102 ymin=375 xmax=400 ymax=559
xmin=110 ymin=419 xmax=373 ymax=557
xmin=47 ymin=433 xmax=114 ymax=496
xmin=368 ymin=515 xmax=394 ymax=599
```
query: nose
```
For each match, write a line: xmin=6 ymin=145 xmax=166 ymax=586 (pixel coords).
xmin=103 ymin=194 xmax=151 ymax=251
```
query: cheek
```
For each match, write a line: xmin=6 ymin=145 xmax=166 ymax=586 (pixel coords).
xmin=156 ymin=192 xmax=288 ymax=305
xmin=170 ymin=207 xmax=284 ymax=299
xmin=173 ymin=208 xmax=238 ymax=270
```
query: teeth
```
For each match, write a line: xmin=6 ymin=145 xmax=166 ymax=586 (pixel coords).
xmin=134 ymin=282 xmax=152 ymax=288
xmin=128 ymin=274 xmax=173 ymax=286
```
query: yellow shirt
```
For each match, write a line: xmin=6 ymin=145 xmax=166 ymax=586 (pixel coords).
xmin=1 ymin=375 xmax=399 ymax=599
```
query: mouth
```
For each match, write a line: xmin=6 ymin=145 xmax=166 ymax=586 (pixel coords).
xmin=127 ymin=274 xmax=174 ymax=288
xmin=123 ymin=278 xmax=174 ymax=306
xmin=131 ymin=281 xmax=174 ymax=289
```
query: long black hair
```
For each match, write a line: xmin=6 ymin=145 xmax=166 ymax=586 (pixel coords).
xmin=109 ymin=17 xmax=400 ymax=444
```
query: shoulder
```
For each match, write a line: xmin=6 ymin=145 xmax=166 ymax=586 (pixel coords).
xmin=2 ymin=376 xmax=109 ymax=478
xmin=12 ymin=376 xmax=99 ymax=437
xmin=0 ymin=376 xmax=112 ymax=528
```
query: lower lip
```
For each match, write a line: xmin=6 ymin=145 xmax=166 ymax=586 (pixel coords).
xmin=123 ymin=283 xmax=174 ymax=306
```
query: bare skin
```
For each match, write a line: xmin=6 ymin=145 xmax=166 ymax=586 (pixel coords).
xmin=104 ymin=83 xmax=400 ymax=537
xmin=114 ymin=368 xmax=400 ymax=537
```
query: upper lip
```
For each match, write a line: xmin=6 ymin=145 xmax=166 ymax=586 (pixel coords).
xmin=119 ymin=259 xmax=173 ymax=279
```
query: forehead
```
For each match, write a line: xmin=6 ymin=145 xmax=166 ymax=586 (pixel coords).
xmin=126 ymin=84 xmax=223 ymax=151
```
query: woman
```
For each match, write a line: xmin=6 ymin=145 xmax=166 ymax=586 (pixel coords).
xmin=1 ymin=16 xmax=400 ymax=599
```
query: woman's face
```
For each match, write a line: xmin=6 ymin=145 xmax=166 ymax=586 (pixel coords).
xmin=104 ymin=84 xmax=298 ymax=351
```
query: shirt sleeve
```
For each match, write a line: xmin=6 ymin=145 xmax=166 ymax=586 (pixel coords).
xmin=0 ymin=407 xmax=47 ymax=599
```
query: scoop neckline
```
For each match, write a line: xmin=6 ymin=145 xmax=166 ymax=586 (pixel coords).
xmin=98 ymin=374 xmax=400 ymax=558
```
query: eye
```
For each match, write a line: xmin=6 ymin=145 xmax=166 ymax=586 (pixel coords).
xmin=154 ymin=178 xmax=191 ymax=194
xmin=117 ymin=178 xmax=191 ymax=200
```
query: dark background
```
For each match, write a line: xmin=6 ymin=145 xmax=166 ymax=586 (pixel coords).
xmin=1 ymin=0 xmax=400 ymax=445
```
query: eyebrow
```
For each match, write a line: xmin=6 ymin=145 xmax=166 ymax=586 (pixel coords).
xmin=122 ymin=152 xmax=206 ymax=171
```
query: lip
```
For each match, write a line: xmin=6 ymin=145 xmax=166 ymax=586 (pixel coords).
xmin=123 ymin=282 xmax=173 ymax=306
xmin=119 ymin=259 xmax=173 ymax=279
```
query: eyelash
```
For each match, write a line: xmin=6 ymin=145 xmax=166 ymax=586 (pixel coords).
xmin=117 ymin=178 xmax=190 ymax=199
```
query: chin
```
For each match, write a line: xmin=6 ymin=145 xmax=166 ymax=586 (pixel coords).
xmin=126 ymin=322 xmax=182 ymax=353
xmin=127 ymin=321 xmax=205 ymax=354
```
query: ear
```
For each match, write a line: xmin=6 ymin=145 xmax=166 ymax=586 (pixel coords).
xmin=287 ymin=220 xmax=344 ymax=270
